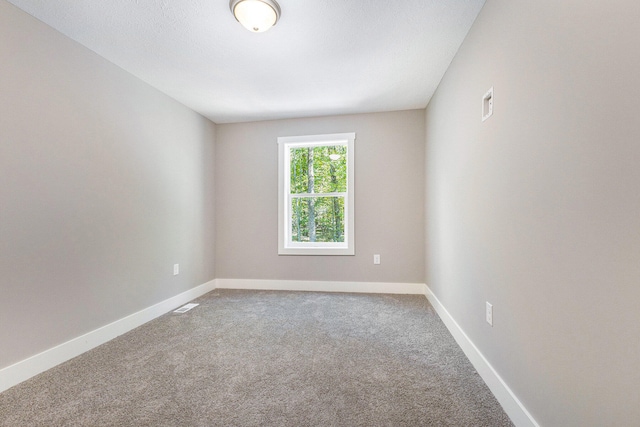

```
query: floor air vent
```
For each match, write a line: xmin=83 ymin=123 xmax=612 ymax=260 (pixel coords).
xmin=173 ymin=303 xmax=199 ymax=313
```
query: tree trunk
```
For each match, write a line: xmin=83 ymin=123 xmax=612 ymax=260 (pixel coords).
xmin=330 ymin=162 xmax=341 ymax=241
xmin=307 ymin=147 xmax=316 ymax=242
xmin=295 ymin=200 xmax=302 ymax=241
xmin=291 ymin=155 xmax=302 ymax=241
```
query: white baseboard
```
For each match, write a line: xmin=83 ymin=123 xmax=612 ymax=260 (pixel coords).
xmin=422 ymin=284 xmax=539 ymax=427
xmin=0 ymin=280 xmax=216 ymax=393
xmin=215 ymin=278 xmax=425 ymax=295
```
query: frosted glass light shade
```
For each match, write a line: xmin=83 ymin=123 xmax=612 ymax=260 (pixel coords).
xmin=230 ymin=0 xmax=281 ymax=33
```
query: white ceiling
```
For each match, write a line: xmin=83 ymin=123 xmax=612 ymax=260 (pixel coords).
xmin=7 ymin=0 xmax=486 ymax=124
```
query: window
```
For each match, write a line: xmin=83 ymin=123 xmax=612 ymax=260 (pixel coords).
xmin=278 ymin=132 xmax=355 ymax=255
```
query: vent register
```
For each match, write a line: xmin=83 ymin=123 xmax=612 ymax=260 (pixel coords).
xmin=173 ymin=303 xmax=199 ymax=314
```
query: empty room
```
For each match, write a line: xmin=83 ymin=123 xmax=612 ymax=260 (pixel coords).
xmin=1 ymin=0 xmax=638 ymax=426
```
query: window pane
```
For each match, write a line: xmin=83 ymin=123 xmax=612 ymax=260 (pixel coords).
xmin=290 ymin=145 xmax=347 ymax=194
xmin=291 ymin=196 xmax=345 ymax=242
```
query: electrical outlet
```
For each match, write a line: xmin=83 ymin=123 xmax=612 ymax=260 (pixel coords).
xmin=373 ymin=254 xmax=381 ymax=265
xmin=173 ymin=264 xmax=179 ymax=275
xmin=486 ymin=302 xmax=493 ymax=326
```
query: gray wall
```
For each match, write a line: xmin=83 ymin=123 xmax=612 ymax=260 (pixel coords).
xmin=425 ymin=0 xmax=640 ymax=425
xmin=0 ymin=1 xmax=216 ymax=369
xmin=215 ymin=111 xmax=425 ymax=284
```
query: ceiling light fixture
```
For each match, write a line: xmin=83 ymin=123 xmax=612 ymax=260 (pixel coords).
xmin=229 ymin=0 xmax=281 ymax=33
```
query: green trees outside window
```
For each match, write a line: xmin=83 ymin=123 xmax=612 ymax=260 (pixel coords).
xmin=289 ymin=145 xmax=347 ymax=243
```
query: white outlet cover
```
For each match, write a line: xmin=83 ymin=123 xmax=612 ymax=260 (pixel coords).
xmin=173 ymin=264 xmax=179 ymax=275
xmin=486 ymin=302 xmax=493 ymax=326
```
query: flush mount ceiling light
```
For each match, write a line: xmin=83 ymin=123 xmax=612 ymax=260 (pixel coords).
xmin=230 ymin=0 xmax=281 ymax=33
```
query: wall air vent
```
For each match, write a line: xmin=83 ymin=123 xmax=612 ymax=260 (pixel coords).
xmin=482 ymin=87 xmax=494 ymax=122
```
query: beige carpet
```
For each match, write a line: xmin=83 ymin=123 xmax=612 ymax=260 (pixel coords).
xmin=0 ymin=289 xmax=513 ymax=426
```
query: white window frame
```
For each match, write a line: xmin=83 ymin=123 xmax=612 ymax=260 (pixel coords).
xmin=278 ymin=132 xmax=355 ymax=256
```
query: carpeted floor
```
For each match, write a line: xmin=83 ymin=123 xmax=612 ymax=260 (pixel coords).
xmin=0 ymin=290 xmax=513 ymax=426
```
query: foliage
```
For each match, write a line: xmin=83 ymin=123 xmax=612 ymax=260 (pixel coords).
xmin=290 ymin=145 xmax=347 ymax=242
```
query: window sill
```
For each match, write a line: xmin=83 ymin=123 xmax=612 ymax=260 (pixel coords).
xmin=278 ymin=247 xmax=355 ymax=256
